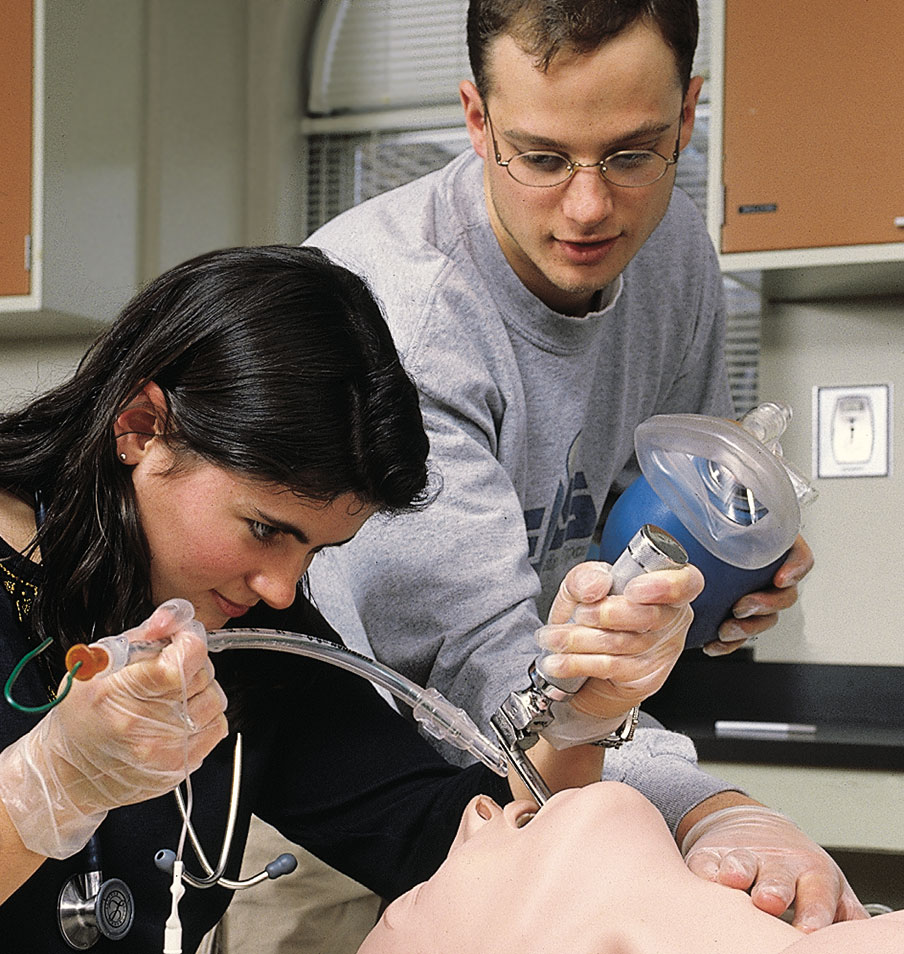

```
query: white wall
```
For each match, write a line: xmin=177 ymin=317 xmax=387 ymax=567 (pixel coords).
xmin=0 ymin=336 xmax=95 ymax=412
xmin=755 ymin=294 xmax=904 ymax=667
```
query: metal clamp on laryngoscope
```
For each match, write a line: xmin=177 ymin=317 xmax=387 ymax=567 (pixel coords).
xmin=491 ymin=524 xmax=689 ymax=806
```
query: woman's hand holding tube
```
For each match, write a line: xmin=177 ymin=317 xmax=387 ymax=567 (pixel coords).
xmin=536 ymin=560 xmax=703 ymax=747
xmin=0 ymin=600 xmax=227 ymax=860
xmin=681 ymin=803 xmax=868 ymax=932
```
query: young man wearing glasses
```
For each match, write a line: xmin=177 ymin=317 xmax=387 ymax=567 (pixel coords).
xmin=285 ymin=0 xmax=858 ymax=942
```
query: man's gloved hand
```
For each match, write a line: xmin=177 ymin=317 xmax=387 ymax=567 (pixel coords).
xmin=0 ymin=599 xmax=227 ymax=859
xmin=705 ymin=534 xmax=814 ymax=656
xmin=680 ymin=804 xmax=869 ymax=932
xmin=535 ymin=560 xmax=704 ymax=747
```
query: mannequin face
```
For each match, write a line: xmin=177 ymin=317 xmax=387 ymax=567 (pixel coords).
xmin=363 ymin=784 xmax=903 ymax=954
xmin=361 ymin=782 xmax=865 ymax=954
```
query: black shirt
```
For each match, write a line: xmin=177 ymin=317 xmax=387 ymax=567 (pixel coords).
xmin=0 ymin=538 xmax=510 ymax=952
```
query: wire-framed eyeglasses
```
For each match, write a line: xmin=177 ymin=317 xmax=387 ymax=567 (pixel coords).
xmin=484 ymin=108 xmax=683 ymax=189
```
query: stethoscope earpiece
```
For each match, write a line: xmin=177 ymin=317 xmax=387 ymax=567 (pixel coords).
xmin=154 ymin=848 xmax=178 ymax=874
xmin=155 ymin=844 xmax=299 ymax=890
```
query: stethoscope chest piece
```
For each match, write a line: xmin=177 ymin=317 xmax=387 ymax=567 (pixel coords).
xmin=58 ymin=870 xmax=135 ymax=949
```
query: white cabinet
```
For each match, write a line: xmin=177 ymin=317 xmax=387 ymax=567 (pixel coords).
xmin=0 ymin=0 xmax=284 ymax=339
xmin=701 ymin=761 xmax=904 ymax=853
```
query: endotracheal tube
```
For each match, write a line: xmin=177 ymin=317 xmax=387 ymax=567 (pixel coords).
xmin=64 ymin=627 xmax=508 ymax=777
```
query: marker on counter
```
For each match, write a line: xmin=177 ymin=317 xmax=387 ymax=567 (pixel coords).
xmin=714 ymin=720 xmax=817 ymax=736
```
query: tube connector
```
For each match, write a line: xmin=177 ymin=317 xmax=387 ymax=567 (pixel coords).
xmin=413 ymin=688 xmax=508 ymax=776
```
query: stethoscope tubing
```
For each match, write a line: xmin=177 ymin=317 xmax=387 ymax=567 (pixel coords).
xmin=172 ymin=732 xmax=244 ymax=890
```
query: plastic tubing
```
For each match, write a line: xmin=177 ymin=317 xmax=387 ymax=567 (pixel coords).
xmin=62 ymin=624 xmax=508 ymax=776
xmin=206 ymin=628 xmax=508 ymax=777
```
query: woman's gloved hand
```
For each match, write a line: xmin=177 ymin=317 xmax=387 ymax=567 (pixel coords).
xmin=0 ymin=599 xmax=228 ymax=859
xmin=536 ymin=560 xmax=704 ymax=747
xmin=680 ymin=804 xmax=869 ymax=932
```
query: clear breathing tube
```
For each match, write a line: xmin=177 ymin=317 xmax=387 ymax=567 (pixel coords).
xmin=207 ymin=629 xmax=508 ymax=776
xmin=65 ymin=625 xmax=508 ymax=777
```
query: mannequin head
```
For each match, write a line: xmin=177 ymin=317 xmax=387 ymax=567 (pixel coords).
xmin=360 ymin=782 xmax=903 ymax=954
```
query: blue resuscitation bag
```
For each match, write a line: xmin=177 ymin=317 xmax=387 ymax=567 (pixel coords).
xmin=598 ymin=474 xmax=787 ymax=649
xmin=595 ymin=405 xmax=815 ymax=650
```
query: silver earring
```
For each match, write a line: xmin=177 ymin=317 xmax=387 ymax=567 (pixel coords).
xmin=120 ymin=453 xmax=127 ymax=461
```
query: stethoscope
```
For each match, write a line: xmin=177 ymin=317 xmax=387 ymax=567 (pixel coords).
xmin=20 ymin=489 xmax=294 ymax=949
xmin=57 ymin=732 xmax=298 ymax=949
xmin=21 ymin=493 xmax=503 ymax=946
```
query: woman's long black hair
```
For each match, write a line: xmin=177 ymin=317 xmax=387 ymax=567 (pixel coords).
xmin=0 ymin=245 xmax=430 ymax=655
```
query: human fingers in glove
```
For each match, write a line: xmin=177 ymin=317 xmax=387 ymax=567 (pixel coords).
xmin=0 ymin=599 xmax=227 ymax=895
xmin=536 ymin=559 xmax=704 ymax=730
xmin=679 ymin=798 xmax=868 ymax=933
xmin=501 ymin=560 xmax=703 ymax=799
xmin=705 ymin=534 xmax=814 ymax=657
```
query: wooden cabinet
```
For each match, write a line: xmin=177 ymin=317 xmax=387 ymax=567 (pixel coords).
xmin=706 ymin=0 xmax=904 ymax=273
xmin=0 ymin=0 xmax=146 ymax=335
xmin=0 ymin=0 xmax=36 ymax=300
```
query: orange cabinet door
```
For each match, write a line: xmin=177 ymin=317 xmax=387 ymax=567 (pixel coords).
xmin=720 ymin=0 xmax=904 ymax=254
xmin=0 ymin=0 xmax=34 ymax=296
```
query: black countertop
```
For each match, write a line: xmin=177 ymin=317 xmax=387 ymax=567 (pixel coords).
xmin=643 ymin=650 xmax=904 ymax=771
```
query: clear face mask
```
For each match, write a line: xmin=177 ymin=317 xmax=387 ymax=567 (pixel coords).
xmin=634 ymin=403 xmax=816 ymax=571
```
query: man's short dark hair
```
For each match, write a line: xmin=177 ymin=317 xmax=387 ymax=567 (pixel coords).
xmin=467 ymin=0 xmax=699 ymax=98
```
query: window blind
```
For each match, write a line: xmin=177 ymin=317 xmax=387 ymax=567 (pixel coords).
xmin=307 ymin=0 xmax=712 ymax=116
xmin=307 ymin=0 xmax=472 ymax=115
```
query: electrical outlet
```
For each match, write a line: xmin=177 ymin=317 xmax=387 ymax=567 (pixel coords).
xmin=813 ymin=384 xmax=891 ymax=478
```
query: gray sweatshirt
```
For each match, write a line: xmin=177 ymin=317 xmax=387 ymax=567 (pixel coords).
xmin=306 ymin=149 xmax=739 ymax=833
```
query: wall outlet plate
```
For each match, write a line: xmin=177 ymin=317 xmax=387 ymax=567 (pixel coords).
xmin=813 ymin=384 xmax=892 ymax=478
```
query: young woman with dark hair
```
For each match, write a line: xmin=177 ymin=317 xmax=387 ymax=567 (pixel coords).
xmin=0 ymin=245 xmax=696 ymax=951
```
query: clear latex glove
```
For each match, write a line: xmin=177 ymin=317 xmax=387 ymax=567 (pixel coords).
xmin=0 ymin=600 xmax=227 ymax=859
xmin=705 ymin=535 xmax=814 ymax=657
xmin=537 ymin=561 xmax=702 ymax=747
xmin=680 ymin=805 xmax=869 ymax=933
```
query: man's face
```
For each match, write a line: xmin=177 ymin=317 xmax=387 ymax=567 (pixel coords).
xmin=462 ymin=21 xmax=702 ymax=316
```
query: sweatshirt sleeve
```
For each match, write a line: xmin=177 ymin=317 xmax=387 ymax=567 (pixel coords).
xmin=603 ymin=723 xmax=743 ymax=836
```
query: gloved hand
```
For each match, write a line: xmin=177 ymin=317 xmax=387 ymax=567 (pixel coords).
xmin=705 ymin=534 xmax=814 ymax=656
xmin=680 ymin=804 xmax=869 ymax=932
xmin=536 ymin=560 xmax=704 ymax=747
xmin=0 ymin=599 xmax=228 ymax=859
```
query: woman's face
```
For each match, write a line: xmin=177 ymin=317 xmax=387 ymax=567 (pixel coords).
xmin=130 ymin=440 xmax=374 ymax=629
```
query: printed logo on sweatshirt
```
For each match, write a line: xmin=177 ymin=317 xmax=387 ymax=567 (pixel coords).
xmin=524 ymin=432 xmax=598 ymax=567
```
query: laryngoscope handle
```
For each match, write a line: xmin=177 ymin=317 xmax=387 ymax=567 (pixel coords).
xmin=534 ymin=524 xmax=689 ymax=697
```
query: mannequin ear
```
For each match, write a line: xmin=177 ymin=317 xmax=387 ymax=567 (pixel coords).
xmin=114 ymin=381 xmax=168 ymax=464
